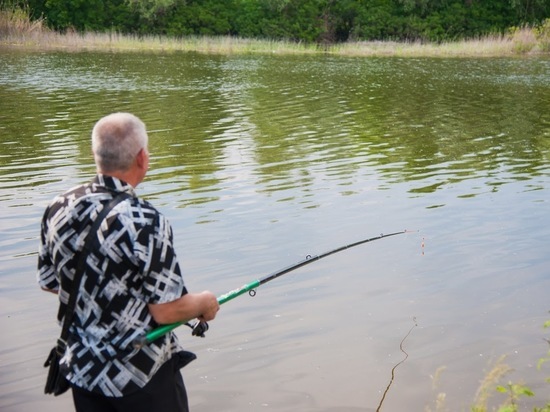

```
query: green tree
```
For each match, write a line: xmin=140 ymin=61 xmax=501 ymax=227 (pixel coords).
xmin=509 ymin=0 xmax=550 ymax=23
xmin=44 ymin=0 xmax=106 ymax=30
xmin=125 ymin=0 xmax=177 ymax=18
xmin=165 ymin=0 xmax=234 ymax=36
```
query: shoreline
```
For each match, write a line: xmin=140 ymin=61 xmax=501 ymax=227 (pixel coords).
xmin=1 ymin=28 xmax=549 ymax=59
xmin=1 ymin=6 xmax=549 ymax=58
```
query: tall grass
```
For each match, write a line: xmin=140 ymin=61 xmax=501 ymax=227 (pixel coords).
xmin=0 ymin=5 xmax=45 ymax=42
xmin=471 ymin=356 xmax=514 ymax=412
xmin=0 ymin=7 xmax=321 ymax=54
xmin=1 ymin=7 xmax=550 ymax=57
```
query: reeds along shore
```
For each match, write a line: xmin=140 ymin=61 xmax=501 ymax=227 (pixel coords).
xmin=1 ymin=8 xmax=549 ymax=58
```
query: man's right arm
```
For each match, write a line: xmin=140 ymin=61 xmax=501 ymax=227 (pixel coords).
xmin=148 ymin=290 xmax=219 ymax=325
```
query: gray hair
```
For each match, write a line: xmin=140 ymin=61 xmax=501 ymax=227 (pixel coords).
xmin=92 ymin=113 xmax=148 ymax=173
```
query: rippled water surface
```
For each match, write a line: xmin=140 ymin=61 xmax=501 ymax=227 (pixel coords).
xmin=1 ymin=49 xmax=549 ymax=411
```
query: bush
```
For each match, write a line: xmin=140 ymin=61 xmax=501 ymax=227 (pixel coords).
xmin=508 ymin=25 xmax=538 ymax=53
xmin=0 ymin=4 xmax=45 ymax=37
xmin=535 ymin=18 xmax=550 ymax=52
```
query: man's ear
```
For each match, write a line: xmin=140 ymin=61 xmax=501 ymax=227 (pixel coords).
xmin=136 ymin=148 xmax=147 ymax=168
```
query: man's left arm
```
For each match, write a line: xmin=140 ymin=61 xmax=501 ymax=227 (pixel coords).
xmin=37 ymin=209 xmax=59 ymax=293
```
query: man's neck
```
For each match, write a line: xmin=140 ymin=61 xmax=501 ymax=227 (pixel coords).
xmin=98 ymin=170 xmax=140 ymax=188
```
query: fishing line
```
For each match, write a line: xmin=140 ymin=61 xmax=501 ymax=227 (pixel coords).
xmin=376 ymin=317 xmax=418 ymax=412
xmin=133 ymin=229 xmax=413 ymax=348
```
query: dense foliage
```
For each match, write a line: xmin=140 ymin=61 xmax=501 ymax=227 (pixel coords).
xmin=16 ymin=0 xmax=550 ymax=42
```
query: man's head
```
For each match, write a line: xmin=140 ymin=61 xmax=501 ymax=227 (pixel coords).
xmin=92 ymin=113 xmax=149 ymax=186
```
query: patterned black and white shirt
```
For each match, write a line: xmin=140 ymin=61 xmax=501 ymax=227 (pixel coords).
xmin=38 ymin=174 xmax=187 ymax=397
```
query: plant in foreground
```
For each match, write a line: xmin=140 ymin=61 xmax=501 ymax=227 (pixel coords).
xmin=471 ymin=318 xmax=550 ymax=412
xmin=495 ymin=382 xmax=534 ymax=412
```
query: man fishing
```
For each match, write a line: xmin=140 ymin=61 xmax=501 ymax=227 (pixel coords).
xmin=37 ymin=112 xmax=219 ymax=412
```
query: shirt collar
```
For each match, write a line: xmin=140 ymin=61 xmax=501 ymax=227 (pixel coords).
xmin=93 ymin=174 xmax=137 ymax=197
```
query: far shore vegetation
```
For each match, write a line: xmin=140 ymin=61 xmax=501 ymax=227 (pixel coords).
xmin=1 ymin=6 xmax=550 ymax=58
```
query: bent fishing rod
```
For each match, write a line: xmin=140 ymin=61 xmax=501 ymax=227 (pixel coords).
xmin=133 ymin=229 xmax=410 ymax=348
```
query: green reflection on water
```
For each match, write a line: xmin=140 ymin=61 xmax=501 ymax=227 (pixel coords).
xmin=0 ymin=50 xmax=548 ymax=203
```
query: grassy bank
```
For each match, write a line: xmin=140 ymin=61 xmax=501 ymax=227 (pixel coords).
xmin=1 ymin=7 xmax=550 ymax=57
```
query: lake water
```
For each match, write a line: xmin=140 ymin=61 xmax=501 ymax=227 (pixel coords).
xmin=0 ymin=49 xmax=549 ymax=411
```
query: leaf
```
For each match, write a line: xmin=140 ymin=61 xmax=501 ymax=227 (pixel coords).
xmin=517 ymin=386 xmax=534 ymax=396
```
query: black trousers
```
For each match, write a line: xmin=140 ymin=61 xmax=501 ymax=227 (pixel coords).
xmin=72 ymin=356 xmax=190 ymax=412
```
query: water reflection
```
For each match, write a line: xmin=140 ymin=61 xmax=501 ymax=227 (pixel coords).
xmin=1 ymin=52 xmax=548 ymax=204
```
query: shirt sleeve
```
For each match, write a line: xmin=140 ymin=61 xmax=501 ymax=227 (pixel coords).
xmin=136 ymin=211 xmax=186 ymax=304
xmin=37 ymin=206 xmax=59 ymax=291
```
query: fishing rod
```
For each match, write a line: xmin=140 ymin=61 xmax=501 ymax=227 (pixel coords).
xmin=133 ymin=229 xmax=410 ymax=348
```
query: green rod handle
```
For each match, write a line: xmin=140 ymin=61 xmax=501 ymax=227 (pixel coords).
xmin=143 ymin=322 xmax=184 ymax=343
